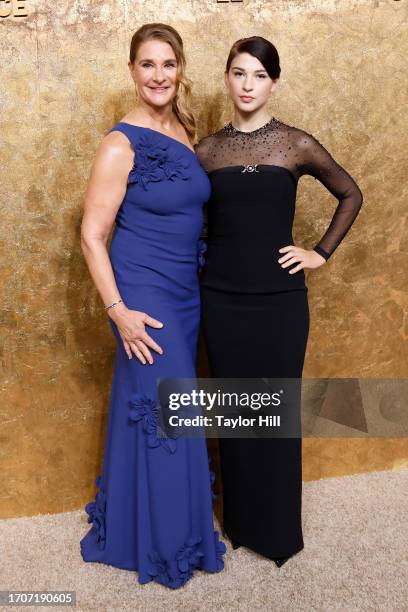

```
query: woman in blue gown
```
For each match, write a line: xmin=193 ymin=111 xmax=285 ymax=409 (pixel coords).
xmin=79 ymin=23 xmax=226 ymax=589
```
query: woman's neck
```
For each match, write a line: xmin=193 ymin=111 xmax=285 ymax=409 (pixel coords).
xmin=231 ymin=111 xmax=273 ymax=133
xmin=127 ymin=103 xmax=177 ymax=131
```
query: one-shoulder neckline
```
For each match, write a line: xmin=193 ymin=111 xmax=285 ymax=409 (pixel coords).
xmin=116 ymin=122 xmax=197 ymax=156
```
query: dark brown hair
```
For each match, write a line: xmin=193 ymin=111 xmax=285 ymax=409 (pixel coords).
xmin=226 ymin=36 xmax=281 ymax=80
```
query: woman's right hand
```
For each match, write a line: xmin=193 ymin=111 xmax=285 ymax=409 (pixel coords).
xmin=107 ymin=303 xmax=164 ymax=364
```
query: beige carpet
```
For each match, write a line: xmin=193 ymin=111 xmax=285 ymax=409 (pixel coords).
xmin=1 ymin=469 xmax=407 ymax=612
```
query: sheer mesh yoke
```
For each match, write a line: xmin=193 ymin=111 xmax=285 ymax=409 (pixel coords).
xmin=195 ymin=117 xmax=363 ymax=261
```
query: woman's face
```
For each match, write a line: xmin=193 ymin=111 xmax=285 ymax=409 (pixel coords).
xmin=224 ymin=52 xmax=278 ymax=113
xmin=129 ymin=39 xmax=179 ymax=108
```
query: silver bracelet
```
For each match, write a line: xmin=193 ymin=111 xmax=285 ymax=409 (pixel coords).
xmin=105 ymin=299 xmax=123 ymax=311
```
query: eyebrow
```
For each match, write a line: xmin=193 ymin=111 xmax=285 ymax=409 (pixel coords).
xmin=138 ymin=58 xmax=177 ymax=63
xmin=232 ymin=66 xmax=267 ymax=72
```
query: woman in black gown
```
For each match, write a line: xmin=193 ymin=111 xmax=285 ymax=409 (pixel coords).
xmin=195 ymin=37 xmax=363 ymax=567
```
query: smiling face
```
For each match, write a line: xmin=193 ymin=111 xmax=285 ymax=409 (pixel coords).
xmin=128 ymin=38 xmax=179 ymax=108
xmin=224 ymin=52 xmax=278 ymax=112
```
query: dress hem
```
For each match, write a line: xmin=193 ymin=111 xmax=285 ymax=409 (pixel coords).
xmin=80 ymin=531 xmax=226 ymax=589
xmin=224 ymin=530 xmax=304 ymax=562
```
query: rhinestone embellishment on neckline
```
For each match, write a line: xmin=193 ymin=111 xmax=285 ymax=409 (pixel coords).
xmin=223 ymin=116 xmax=279 ymax=137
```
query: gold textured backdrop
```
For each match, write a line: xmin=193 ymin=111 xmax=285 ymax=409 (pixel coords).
xmin=1 ymin=0 xmax=407 ymax=518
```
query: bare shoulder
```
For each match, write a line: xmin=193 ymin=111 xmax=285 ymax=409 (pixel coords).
xmin=96 ymin=129 xmax=134 ymax=162
xmin=86 ymin=129 xmax=135 ymax=186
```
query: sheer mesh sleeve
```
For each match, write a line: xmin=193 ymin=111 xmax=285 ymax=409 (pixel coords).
xmin=295 ymin=131 xmax=364 ymax=260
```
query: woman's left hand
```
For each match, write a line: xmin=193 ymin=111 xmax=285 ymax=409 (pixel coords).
xmin=278 ymin=245 xmax=326 ymax=274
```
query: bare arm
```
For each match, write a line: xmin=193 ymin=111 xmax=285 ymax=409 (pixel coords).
xmin=80 ymin=131 xmax=163 ymax=363
xmin=80 ymin=131 xmax=131 ymax=308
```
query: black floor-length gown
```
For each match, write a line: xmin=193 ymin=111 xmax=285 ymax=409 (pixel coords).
xmin=195 ymin=117 xmax=363 ymax=563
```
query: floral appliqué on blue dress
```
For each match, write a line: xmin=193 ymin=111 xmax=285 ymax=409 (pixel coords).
xmin=127 ymin=130 xmax=190 ymax=190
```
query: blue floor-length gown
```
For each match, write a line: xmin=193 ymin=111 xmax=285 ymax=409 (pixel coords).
xmin=80 ymin=122 xmax=226 ymax=589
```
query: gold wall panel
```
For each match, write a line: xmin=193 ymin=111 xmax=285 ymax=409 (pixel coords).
xmin=0 ymin=0 xmax=407 ymax=518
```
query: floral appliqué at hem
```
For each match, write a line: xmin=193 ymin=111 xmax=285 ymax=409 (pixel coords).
xmin=214 ymin=530 xmax=227 ymax=570
xmin=128 ymin=392 xmax=177 ymax=454
xmin=147 ymin=530 xmax=227 ymax=589
xmin=84 ymin=475 xmax=107 ymax=550
xmin=128 ymin=130 xmax=190 ymax=190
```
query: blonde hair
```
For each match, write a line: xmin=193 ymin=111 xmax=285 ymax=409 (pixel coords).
xmin=129 ymin=23 xmax=196 ymax=143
